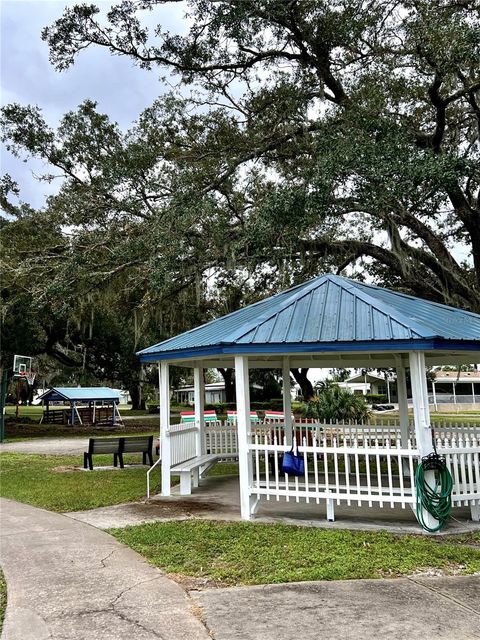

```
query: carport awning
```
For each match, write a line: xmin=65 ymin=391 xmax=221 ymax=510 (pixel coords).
xmin=137 ymin=274 xmax=480 ymax=366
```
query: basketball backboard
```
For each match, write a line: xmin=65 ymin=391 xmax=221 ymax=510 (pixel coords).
xmin=13 ymin=355 xmax=33 ymax=377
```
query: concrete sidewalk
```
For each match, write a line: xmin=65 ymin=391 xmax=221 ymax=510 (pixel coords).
xmin=0 ymin=498 xmax=210 ymax=640
xmin=1 ymin=498 xmax=479 ymax=640
xmin=192 ymin=575 xmax=480 ymax=640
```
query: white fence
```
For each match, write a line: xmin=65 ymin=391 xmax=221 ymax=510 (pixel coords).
xmin=440 ymin=437 xmax=480 ymax=506
xmin=429 ymin=393 xmax=478 ymax=404
xmin=160 ymin=421 xmax=480 ymax=521
xmin=204 ymin=425 xmax=238 ymax=456
xmin=249 ymin=434 xmax=480 ymax=511
xmin=166 ymin=420 xmax=480 ymax=460
xmin=250 ymin=434 xmax=417 ymax=508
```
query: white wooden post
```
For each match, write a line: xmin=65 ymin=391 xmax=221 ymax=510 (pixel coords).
xmin=159 ymin=361 xmax=171 ymax=496
xmin=409 ymin=351 xmax=438 ymax=531
xmin=453 ymin=382 xmax=457 ymax=406
xmin=282 ymin=357 xmax=293 ymax=445
xmin=235 ymin=355 xmax=255 ymax=520
xmin=472 ymin=382 xmax=475 ymax=404
xmin=409 ymin=352 xmax=433 ymax=454
xmin=194 ymin=364 xmax=205 ymax=458
xmin=395 ymin=358 xmax=409 ymax=447
xmin=432 ymin=381 xmax=437 ymax=411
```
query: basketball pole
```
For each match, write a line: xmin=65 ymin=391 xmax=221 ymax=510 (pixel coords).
xmin=0 ymin=369 xmax=10 ymax=443
xmin=15 ymin=378 xmax=20 ymax=421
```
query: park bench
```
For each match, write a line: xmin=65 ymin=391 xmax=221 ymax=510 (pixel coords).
xmin=226 ymin=410 xmax=260 ymax=423
xmin=83 ymin=435 xmax=154 ymax=470
xmin=170 ymin=452 xmax=238 ymax=495
xmin=180 ymin=410 xmax=219 ymax=424
xmin=263 ymin=410 xmax=295 ymax=423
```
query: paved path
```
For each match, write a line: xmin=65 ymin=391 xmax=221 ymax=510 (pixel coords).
xmin=0 ymin=432 xmax=159 ymax=455
xmin=1 ymin=498 xmax=479 ymax=640
xmin=0 ymin=437 xmax=89 ymax=455
xmin=192 ymin=576 xmax=480 ymax=640
xmin=0 ymin=498 xmax=210 ymax=640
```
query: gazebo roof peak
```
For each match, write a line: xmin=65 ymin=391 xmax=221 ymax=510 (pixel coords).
xmin=138 ymin=273 xmax=480 ymax=363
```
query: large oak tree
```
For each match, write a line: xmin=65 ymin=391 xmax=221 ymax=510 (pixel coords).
xmin=36 ymin=0 xmax=480 ymax=310
xmin=2 ymin=1 xmax=479 ymax=400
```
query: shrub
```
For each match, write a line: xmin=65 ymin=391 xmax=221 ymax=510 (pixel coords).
xmin=365 ymin=393 xmax=388 ymax=404
xmin=147 ymin=404 xmax=159 ymax=414
xmin=302 ymin=387 xmax=371 ymax=423
xmin=204 ymin=402 xmax=237 ymax=411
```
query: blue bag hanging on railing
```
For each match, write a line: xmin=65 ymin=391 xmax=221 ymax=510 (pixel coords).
xmin=282 ymin=447 xmax=305 ymax=477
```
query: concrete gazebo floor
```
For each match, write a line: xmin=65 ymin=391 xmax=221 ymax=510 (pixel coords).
xmin=67 ymin=473 xmax=477 ymax=535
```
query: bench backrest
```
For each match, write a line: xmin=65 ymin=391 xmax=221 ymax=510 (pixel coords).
xmin=264 ymin=410 xmax=295 ymax=422
xmin=122 ymin=435 xmax=153 ymax=453
xmin=180 ymin=411 xmax=218 ymax=423
xmin=226 ymin=411 xmax=260 ymax=422
xmin=89 ymin=435 xmax=153 ymax=454
xmin=89 ymin=437 xmax=121 ymax=454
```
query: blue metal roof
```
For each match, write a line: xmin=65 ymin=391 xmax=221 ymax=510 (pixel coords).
xmin=138 ymin=274 xmax=480 ymax=362
xmin=38 ymin=387 xmax=120 ymax=403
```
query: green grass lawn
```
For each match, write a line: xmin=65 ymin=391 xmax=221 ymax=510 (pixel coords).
xmin=0 ymin=453 xmax=160 ymax=512
xmin=371 ymin=412 xmax=480 ymax=425
xmin=109 ymin=520 xmax=480 ymax=585
xmin=5 ymin=405 xmax=44 ymax=419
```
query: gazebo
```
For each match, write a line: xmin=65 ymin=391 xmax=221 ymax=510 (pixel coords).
xmin=138 ymin=274 xmax=480 ymax=530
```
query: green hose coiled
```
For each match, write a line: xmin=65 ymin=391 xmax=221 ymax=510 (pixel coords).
xmin=415 ymin=453 xmax=453 ymax=533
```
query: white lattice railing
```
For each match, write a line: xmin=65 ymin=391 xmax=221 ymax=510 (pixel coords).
xmin=249 ymin=434 xmax=480 ymax=510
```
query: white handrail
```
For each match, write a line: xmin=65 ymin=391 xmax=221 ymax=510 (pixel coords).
xmin=146 ymin=457 xmax=161 ymax=499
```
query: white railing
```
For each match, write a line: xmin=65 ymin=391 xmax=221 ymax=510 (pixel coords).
xmin=438 ymin=436 xmax=480 ymax=506
xmin=433 ymin=424 xmax=480 ymax=440
xmin=249 ymin=434 xmax=480 ymax=510
xmin=429 ymin=394 xmax=479 ymax=404
xmin=169 ymin=423 xmax=197 ymax=465
xmin=165 ymin=418 xmax=480 ymax=465
xmin=250 ymin=434 xmax=417 ymax=508
xmin=204 ymin=424 xmax=238 ymax=455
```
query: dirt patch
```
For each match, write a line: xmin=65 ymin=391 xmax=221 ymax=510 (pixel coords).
xmin=52 ymin=465 xmax=83 ymax=473
xmin=160 ymin=499 xmax=221 ymax=512
xmin=136 ymin=499 xmax=226 ymax=518
xmin=168 ymin=572 xmax=230 ymax=590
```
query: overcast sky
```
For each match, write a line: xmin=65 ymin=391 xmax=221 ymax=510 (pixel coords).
xmin=1 ymin=0 xmax=186 ymax=208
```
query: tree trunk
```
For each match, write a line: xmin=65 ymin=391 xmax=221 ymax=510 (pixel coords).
xmin=291 ymin=368 xmax=314 ymax=401
xmin=129 ymin=384 xmax=145 ymax=410
xmin=217 ymin=368 xmax=235 ymax=402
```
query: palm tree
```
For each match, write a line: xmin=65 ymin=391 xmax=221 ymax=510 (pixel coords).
xmin=303 ymin=386 xmax=370 ymax=423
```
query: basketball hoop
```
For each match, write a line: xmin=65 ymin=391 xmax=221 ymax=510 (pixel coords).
xmin=25 ymin=372 xmax=36 ymax=386
xmin=17 ymin=371 xmax=36 ymax=386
